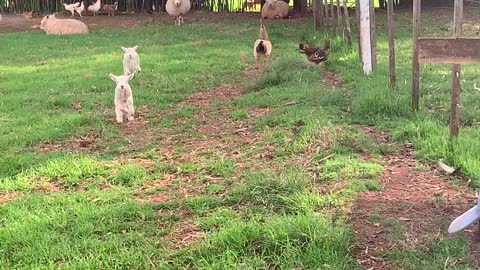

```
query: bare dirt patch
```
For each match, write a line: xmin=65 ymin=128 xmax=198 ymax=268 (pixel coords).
xmin=36 ymin=132 xmax=98 ymax=154
xmin=351 ymin=126 xmax=478 ymax=269
xmin=0 ymin=11 xmax=304 ymax=33
xmin=182 ymin=84 xmax=245 ymax=108
xmin=0 ymin=191 xmax=17 ymax=205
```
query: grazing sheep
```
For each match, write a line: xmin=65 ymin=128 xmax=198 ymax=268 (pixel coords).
xmin=40 ymin=14 xmax=89 ymax=35
xmin=103 ymin=1 xmax=118 ymax=16
xmin=63 ymin=2 xmax=80 ymax=16
xmin=109 ymin=73 xmax=135 ymax=123
xmin=166 ymin=0 xmax=191 ymax=26
xmin=261 ymin=0 xmax=289 ymax=19
xmin=122 ymin=46 xmax=141 ymax=77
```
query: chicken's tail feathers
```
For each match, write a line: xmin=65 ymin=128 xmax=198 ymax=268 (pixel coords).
xmin=256 ymin=40 xmax=267 ymax=54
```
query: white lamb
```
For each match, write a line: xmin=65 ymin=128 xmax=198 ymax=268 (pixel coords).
xmin=122 ymin=46 xmax=141 ymax=77
xmin=109 ymin=73 xmax=135 ymax=123
xmin=166 ymin=0 xmax=191 ymax=26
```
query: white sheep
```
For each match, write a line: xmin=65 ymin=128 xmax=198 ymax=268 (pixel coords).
xmin=109 ymin=73 xmax=135 ymax=123
xmin=122 ymin=46 xmax=141 ymax=77
xmin=261 ymin=0 xmax=289 ymax=19
xmin=40 ymin=14 xmax=89 ymax=35
xmin=166 ymin=0 xmax=191 ymax=26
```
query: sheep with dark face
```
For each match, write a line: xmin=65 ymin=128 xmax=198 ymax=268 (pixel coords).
xmin=261 ymin=0 xmax=289 ymax=19
xmin=166 ymin=0 xmax=191 ymax=26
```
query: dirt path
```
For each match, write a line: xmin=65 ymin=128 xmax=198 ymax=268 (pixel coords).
xmin=352 ymin=126 xmax=479 ymax=269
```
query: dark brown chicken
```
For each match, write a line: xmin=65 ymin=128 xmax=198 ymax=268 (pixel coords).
xmin=299 ymin=40 xmax=331 ymax=64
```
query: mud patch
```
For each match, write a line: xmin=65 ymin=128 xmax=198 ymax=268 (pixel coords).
xmin=351 ymin=126 xmax=477 ymax=269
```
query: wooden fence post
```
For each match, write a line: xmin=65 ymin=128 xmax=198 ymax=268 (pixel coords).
xmin=330 ymin=0 xmax=335 ymax=32
xmin=355 ymin=0 xmax=361 ymax=60
xmin=313 ymin=0 xmax=322 ymax=30
xmin=343 ymin=0 xmax=352 ymax=47
xmin=359 ymin=0 xmax=373 ymax=74
xmin=388 ymin=0 xmax=396 ymax=90
xmin=369 ymin=0 xmax=377 ymax=70
xmin=412 ymin=0 xmax=421 ymax=110
xmin=336 ymin=0 xmax=342 ymax=34
xmin=450 ymin=0 xmax=463 ymax=137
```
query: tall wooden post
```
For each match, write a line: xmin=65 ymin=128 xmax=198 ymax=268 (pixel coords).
xmin=336 ymin=0 xmax=343 ymax=33
xmin=343 ymin=0 xmax=352 ymax=47
xmin=330 ymin=0 xmax=335 ymax=32
xmin=412 ymin=0 xmax=421 ymax=110
xmin=388 ymin=0 xmax=396 ymax=90
xmin=324 ymin=0 xmax=330 ymax=27
xmin=450 ymin=0 xmax=463 ymax=137
xmin=355 ymin=0 xmax=361 ymax=60
xmin=313 ymin=0 xmax=322 ymax=30
xmin=370 ymin=0 xmax=377 ymax=69
xmin=359 ymin=0 xmax=374 ymax=74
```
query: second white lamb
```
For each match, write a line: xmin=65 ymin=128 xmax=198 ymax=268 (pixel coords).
xmin=122 ymin=46 xmax=141 ymax=77
xmin=109 ymin=73 xmax=135 ymax=123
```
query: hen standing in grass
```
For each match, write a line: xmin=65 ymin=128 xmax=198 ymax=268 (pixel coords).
xmin=253 ymin=19 xmax=272 ymax=68
xmin=299 ymin=40 xmax=331 ymax=65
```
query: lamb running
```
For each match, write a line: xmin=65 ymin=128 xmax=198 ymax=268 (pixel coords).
xmin=166 ymin=0 xmax=191 ymax=26
xmin=40 ymin=14 xmax=89 ymax=35
xmin=109 ymin=73 xmax=135 ymax=123
xmin=122 ymin=46 xmax=141 ymax=77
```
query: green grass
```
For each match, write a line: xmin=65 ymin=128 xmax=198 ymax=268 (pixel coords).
xmin=0 ymin=9 xmax=475 ymax=270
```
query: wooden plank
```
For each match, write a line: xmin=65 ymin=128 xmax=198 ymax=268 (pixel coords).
xmin=418 ymin=38 xmax=480 ymax=64
xmin=370 ymin=0 xmax=377 ymax=70
xmin=313 ymin=0 xmax=320 ymax=30
xmin=412 ymin=0 xmax=421 ymax=111
xmin=388 ymin=0 xmax=395 ymax=90
xmin=356 ymin=0 xmax=361 ymax=60
xmin=318 ymin=0 xmax=325 ymax=28
xmin=324 ymin=0 xmax=329 ymax=27
xmin=359 ymin=0 xmax=372 ymax=74
xmin=330 ymin=0 xmax=335 ymax=32
xmin=343 ymin=0 xmax=352 ymax=47
xmin=450 ymin=0 xmax=463 ymax=138
xmin=355 ymin=0 xmax=363 ymax=62
xmin=336 ymin=0 xmax=342 ymax=33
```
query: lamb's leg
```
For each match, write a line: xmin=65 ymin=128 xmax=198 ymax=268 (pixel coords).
xmin=70 ymin=10 xmax=74 ymax=16
xmin=264 ymin=54 xmax=269 ymax=66
xmin=255 ymin=56 xmax=260 ymax=68
xmin=115 ymin=105 xmax=123 ymax=123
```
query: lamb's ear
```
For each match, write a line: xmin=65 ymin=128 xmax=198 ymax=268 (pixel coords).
xmin=121 ymin=47 xmax=127 ymax=52
xmin=133 ymin=45 xmax=138 ymax=51
xmin=126 ymin=73 xmax=135 ymax=81
xmin=109 ymin=74 xmax=117 ymax=82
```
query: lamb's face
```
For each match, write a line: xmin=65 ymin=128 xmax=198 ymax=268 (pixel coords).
xmin=110 ymin=74 xmax=134 ymax=90
xmin=266 ymin=0 xmax=276 ymax=8
xmin=121 ymin=46 xmax=138 ymax=60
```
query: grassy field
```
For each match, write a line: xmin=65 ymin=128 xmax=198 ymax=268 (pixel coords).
xmin=0 ymin=9 xmax=478 ymax=269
